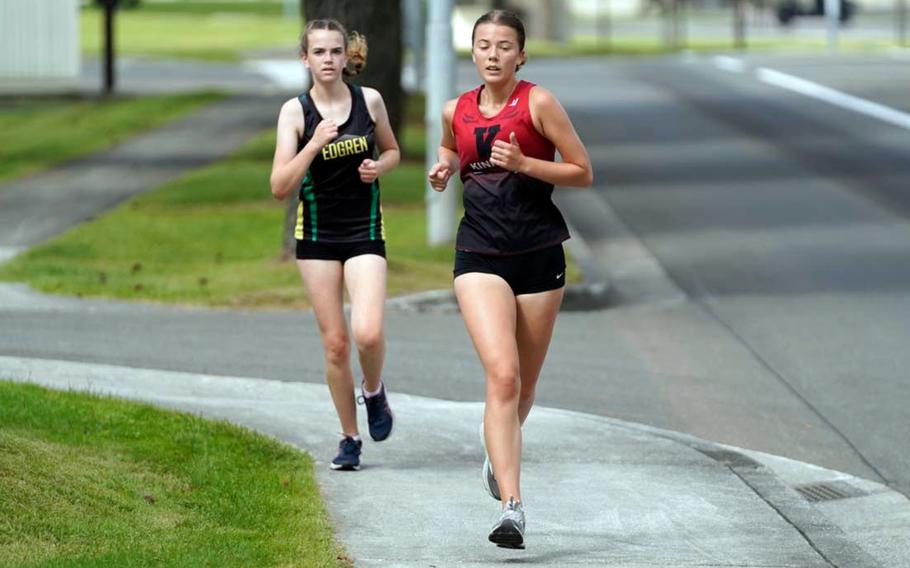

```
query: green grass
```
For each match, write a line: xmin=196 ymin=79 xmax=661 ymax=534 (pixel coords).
xmin=81 ymin=6 xmax=300 ymax=61
xmin=128 ymin=1 xmax=286 ymax=16
xmin=0 ymin=124 xmax=455 ymax=309
xmin=0 ymin=92 xmax=224 ymax=184
xmin=0 ymin=92 xmax=579 ymax=307
xmin=0 ymin=380 xmax=350 ymax=567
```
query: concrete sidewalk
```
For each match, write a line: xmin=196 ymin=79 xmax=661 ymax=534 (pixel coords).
xmin=2 ymin=356 xmax=906 ymax=567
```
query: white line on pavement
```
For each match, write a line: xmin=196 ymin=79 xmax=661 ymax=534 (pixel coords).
xmin=711 ymin=55 xmax=746 ymax=73
xmin=756 ymin=67 xmax=910 ymax=131
xmin=709 ymin=55 xmax=910 ymax=132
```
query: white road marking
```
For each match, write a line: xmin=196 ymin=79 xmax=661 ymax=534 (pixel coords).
xmin=756 ymin=67 xmax=910 ymax=131
xmin=711 ymin=54 xmax=910 ymax=132
xmin=711 ymin=55 xmax=746 ymax=74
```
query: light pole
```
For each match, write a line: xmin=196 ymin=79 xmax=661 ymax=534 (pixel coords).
xmin=425 ymin=0 xmax=456 ymax=246
xmin=825 ymin=0 xmax=841 ymax=50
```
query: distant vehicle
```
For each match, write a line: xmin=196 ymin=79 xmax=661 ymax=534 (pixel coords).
xmin=776 ymin=0 xmax=856 ymax=24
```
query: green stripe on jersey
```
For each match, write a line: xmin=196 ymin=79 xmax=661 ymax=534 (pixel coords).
xmin=300 ymin=171 xmax=317 ymax=242
xmin=369 ymin=181 xmax=380 ymax=241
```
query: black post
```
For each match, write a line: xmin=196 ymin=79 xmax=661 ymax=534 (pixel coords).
xmin=102 ymin=0 xmax=117 ymax=95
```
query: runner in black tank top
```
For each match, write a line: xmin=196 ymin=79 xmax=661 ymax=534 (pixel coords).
xmin=270 ymin=20 xmax=400 ymax=472
xmin=296 ymin=82 xmax=383 ymax=245
xmin=428 ymin=10 xmax=592 ymax=549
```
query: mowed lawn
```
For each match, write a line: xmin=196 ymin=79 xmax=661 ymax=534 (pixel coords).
xmin=0 ymin=92 xmax=224 ymax=184
xmin=0 ymin=380 xmax=350 ymax=567
xmin=81 ymin=1 xmax=300 ymax=62
xmin=0 ymin=94 xmax=457 ymax=308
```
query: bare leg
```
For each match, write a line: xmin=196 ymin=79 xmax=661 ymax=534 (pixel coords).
xmin=343 ymin=254 xmax=387 ymax=393
xmin=297 ymin=259 xmax=357 ymax=436
xmin=455 ymin=273 xmax=522 ymax=505
xmin=515 ymin=288 xmax=565 ymax=424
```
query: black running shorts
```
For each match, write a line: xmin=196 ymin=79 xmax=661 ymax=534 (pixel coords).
xmin=453 ymin=244 xmax=566 ymax=295
xmin=296 ymin=240 xmax=386 ymax=262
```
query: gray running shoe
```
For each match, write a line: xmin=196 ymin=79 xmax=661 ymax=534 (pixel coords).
xmin=489 ymin=497 xmax=525 ymax=549
xmin=479 ymin=422 xmax=501 ymax=501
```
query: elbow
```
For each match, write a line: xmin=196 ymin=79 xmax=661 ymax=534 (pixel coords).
xmin=269 ymin=176 xmax=289 ymax=201
xmin=582 ymin=168 xmax=594 ymax=188
xmin=569 ymin=165 xmax=593 ymax=188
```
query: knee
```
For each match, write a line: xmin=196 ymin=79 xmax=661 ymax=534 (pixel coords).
xmin=323 ymin=333 xmax=350 ymax=366
xmin=352 ymin=325 xmax=383 ymax=354
xmin=486 ymin=366 xmax=521 ymax=402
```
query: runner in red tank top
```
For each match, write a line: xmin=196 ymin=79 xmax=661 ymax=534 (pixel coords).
xmin=452 ymin=79 xmax=569 ymax=254
xmin=428 ymin=9 xmax=593 ymax=550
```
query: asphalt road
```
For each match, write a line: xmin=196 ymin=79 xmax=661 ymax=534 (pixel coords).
xmin=523 ymin=54 xmax=910 ymax=495
xmin=3 ymin=53 xmax=910 ymax=499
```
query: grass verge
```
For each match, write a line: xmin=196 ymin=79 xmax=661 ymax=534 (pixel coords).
xmin=0 ymin=93 xmax=578 ymax=307
xmin=0 ymin=380 xmax=350 ymax=567
xmin=0 ymin=92 xmax=225 ymax=184
xmin=81 ymin=6 xmax=299 ymax=61
xmin=0 ymin=125 xmax=452 ymax=308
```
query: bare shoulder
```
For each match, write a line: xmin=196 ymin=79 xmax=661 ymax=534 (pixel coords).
xmin=529 ymin=85 xmax=562 ymax=112
xmin=442 ymin=98 xmax=458 ymax=119
xmin=279 ymin=96 xmax=304 ymax=121
xmin=362 ymin=86 xmax=385 ymax=108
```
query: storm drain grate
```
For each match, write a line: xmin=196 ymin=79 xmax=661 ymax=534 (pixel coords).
xmin=793 ymin=481 xmax=868 ymax=503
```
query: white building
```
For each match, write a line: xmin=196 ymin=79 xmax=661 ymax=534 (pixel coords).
xmin=0 ymin=0 xmax=81 ymax=93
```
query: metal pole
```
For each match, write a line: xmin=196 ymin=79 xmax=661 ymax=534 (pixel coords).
xmin=825 ymin=0 xmax=840 ymax=50
xmin=103 ymin=0 xmax=115 ymax=95
xmin=425 ymin=0 xmax=456 ymax=246
xmin=403 ymin=0 xmax=425 ymax=91
xmin=663 ymin=0 xmax=677 ymax=50
xmin=733 ymin=0 xmax=746 ymax=50
xmin=599 ymin=0 xmax=612 ymax=50
xmin=282 ymin=0 xmax=298 ymax=20
xmin=898 ymin=0 xmax=908 ymax=47
xmin=679 ymin=0 xmax=687 ymax=50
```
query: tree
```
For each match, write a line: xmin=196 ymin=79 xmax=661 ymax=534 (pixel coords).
xmin=281 ymin=0 xmax=403 ymax=259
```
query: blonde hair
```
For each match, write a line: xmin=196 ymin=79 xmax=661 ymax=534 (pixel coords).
xmin=300 ymin=19 xmax=368 ymax=77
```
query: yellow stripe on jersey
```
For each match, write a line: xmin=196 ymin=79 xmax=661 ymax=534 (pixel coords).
xmin=294 ymin=200 xmax=304 ymax=240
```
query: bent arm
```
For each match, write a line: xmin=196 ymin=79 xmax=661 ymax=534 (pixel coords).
xmin=365 ymin=88 xmax=401 ymax=175
xmin=436 ymin=99 xmax=459 ymax=172
xmin=524 ymin=87 xmax=593 ymax=188
xmin=269 ymin=99 xmax=319 ymax=200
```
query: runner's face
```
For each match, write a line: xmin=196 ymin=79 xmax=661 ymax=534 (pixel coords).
xmin=472 ymin=23 xmax=525 ymax=85
xmin=302 ymin=30 xmax=347 ymax=84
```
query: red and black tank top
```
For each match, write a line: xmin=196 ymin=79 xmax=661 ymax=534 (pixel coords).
xmin=295 ymin=82 xmax=383 ymax=243
xmin=452 ymin=79 xmax=569 ymax=254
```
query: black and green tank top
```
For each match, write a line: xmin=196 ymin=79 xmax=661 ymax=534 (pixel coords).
xmin=295 ymin=82 xmax=383 ymax=243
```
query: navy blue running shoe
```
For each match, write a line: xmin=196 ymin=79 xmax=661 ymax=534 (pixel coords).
xmin=330 ymin=436 xmax=362 ymax=471
xmin=360 ymin=382 xmax=394 ymax=441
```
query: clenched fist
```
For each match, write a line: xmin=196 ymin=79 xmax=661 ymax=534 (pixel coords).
xmin=428 ymin=162 xmax=453 ymax=192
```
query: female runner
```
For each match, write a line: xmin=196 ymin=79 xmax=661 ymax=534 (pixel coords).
xmin=428 ymin=10 xmax=593 ymax=548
